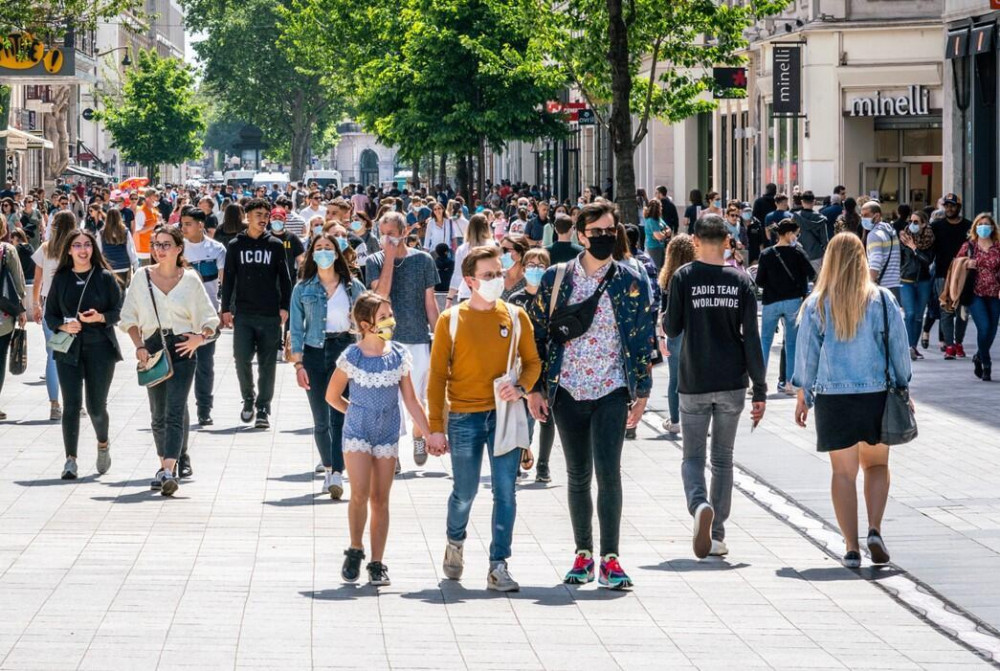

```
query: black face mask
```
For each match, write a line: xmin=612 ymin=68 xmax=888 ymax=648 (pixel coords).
xmin=586 ymin=235 xmax=615 ymax=261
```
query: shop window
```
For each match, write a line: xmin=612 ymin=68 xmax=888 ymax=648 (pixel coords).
xmin=901 ymin=128 xmax=942 ymax=158
xmin=875 ymin=130 xmax=900 ymax=162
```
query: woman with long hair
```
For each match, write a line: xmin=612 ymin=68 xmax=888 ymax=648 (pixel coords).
xmin=121 ymin=225 xmax=218 ymax=495
xmin=1 ymin=198 xmax=17 ymax=238
xmin=423 ymin=201 xmax=455 ymax=252
xmin=682 ymin=189 xmax=704 ymax=234
xmin=703 ymin=191 xmax=723 ymax=218
xmin=835 ymin=197 xmax=861 ymax=237
xmin=500 ymin=234 xmax=528 ymax=300
xmin=898 ymin=210 xmax=934 ymax=361
xmin=290 ymin=233 xmax=367 ymax=498
xmin=214 ymin=203 xmax=245 ymax=249
xmin=643 ymin=198 xmax=669 ymax=269
xmin=97 ymin=208 xmax=138 ymax=287
xmin=44 ymin=229 xmax=123 ymax=480
xmin=32 ymin=211 xmax=78 ymax=421
xmin=793 ymin=233 xmax=911 ymax=568
xmin=446 ymin=213 xmax=495 ymax=307
xmin=959 ymin=213 xmax=1000 ymax=380
xmin=657 ymin=234 xmax=697 ymax=434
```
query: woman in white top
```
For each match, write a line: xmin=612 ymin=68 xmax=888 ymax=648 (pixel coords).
xmin=120 ymin=225 xmax=219 ymax=496
xmin=423 ymin=201 xmax=459 ymax=252
xmin=31 ymin=211 xmax=78 ymax=420
xmin=445 ymin=213 xmax=496 ymax=308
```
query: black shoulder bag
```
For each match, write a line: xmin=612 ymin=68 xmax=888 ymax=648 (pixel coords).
xmin=0 ymin=246 xmax=26 ymax=317
xmin=549 ymin=261 xmax=616 ymax=345
xmin=879 ymin=293 xmax=917 ymax=445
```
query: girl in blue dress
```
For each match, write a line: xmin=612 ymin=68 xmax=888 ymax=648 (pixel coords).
xmin=326 ymin=291 xmax=431 ymax=586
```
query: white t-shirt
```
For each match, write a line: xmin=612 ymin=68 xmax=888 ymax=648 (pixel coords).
xmin=184 ymin=236 xmax=227 ymax=311
xmin=31 ymin=243 xmax=60 ymax=298
xmin=298 ymin=207 xmax=325 ymax=226
xmin=325 ymin=284 xmax=352 ymax=333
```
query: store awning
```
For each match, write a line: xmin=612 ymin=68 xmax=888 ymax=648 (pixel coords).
xmin=0 ymin=127 xmax=54 ymax=150
xmin=64 ymin=164 xmax=113 ymax=181
xmin=946 ymin=27 xmax=970 ymax=59
xmin=971 ymin=23 xmax=996 ymax=55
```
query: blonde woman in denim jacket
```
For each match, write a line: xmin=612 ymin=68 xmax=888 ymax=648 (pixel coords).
xmin=793 ymin=233 xmax=912 ymax=570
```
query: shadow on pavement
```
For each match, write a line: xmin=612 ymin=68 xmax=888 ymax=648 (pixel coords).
xmin=396 ymin=471 xmax=450 ymax=481
xmin=641 ymin=558 xmax=751 ymax=572
xmin=399 ymin=581 xmax=631 ymax=606
xmin=15 ymin=419 xmax=62 ymax=426
xmin=92 ymin=490 xmax=190 ymax=503
xmin=263 ymin=493 xmax=342 ymax=507
xmin=300 ymin=584 xmax=377 ymax=600
xmin=280 ymin=427 xmax=314 ymax=436
xmin=268 ymin=472 xmax=317 ymax=483
xmin=775 ymin=565 xmax=905 ymax=582
xmin=15 ymin=475 xmax=98 ymax=486
xmin=192 ymin=426 xmax=242 ymax=436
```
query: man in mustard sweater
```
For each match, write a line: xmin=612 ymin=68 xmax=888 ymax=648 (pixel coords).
xmin=427 ymin=246 xmax=541 ymax=592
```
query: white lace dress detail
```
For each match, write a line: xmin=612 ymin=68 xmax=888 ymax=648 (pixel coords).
xmin=338 ymin=342 xmax=410 ymax=459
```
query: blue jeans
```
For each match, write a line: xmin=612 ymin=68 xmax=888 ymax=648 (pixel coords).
xmin=761 ymin=298 xmax=802 ymax=382
xmin=41 ymin=318 xmax=60 ymax=402
xmin=968 ymin=296 xmax=1000 ymax=365
xmin=666 ymin=334 xmax=682 ymax=423
xmin=446 ymin=410 xmax=519 ymax=562
xmin=899 ymin=280 xmax=933 ymax=348
xmin=302 ymin=333 xmax=352 ymax=472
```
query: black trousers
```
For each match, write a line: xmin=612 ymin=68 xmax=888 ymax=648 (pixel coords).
xmin=194 ymin=339 xmax=216 ymax=415
xmin=0 ymin=331 xmax=10 ymax=400
xmin=551 ymin=387 xmax=629 ymax=557
xmin=302 ymin=333 xmax=353 ymax=471
xmin=56 ymin=341 xmax=116 ymax=458
xmin=147 ymin=343 xmax=197 ymax=462
xmin=233 ymin=313 xmax=281 ymax=412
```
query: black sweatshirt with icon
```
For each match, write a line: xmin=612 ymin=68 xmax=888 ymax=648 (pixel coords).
xmin=220 ymin=231 xmax=291 ymax=315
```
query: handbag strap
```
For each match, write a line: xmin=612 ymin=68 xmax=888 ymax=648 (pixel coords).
xmin=549 ymin=262 xmax=568 ymax=317
xmin=144 ymin=269 xmax=169 ymax=349
xmin=877 ymin=233 xmax=895 ymax=285
xmin=504 ymin=301 xmax=520 ymax=376
xmin=880 ymin=291 xmax=892 ymax=389
xmin=74 ymin=268 xmax=95 ymax=316
xmin=773 ymin=245 xmax=798 ymax=284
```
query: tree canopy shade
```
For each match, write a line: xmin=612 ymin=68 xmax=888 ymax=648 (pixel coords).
xmin=281 ymin=0 xmax=567 ymax=197
xmin=0 ymin=0 xmax=141 ymax=43
xmin=97 ymin=49 xmax=205 ymax=182
xmin=543 ymin=0 xmax=786 ymax=222
xmin=181 ymin=0 xmax=344 ymax=181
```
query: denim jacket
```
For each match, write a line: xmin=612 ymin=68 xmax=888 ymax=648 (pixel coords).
xmin=526 ymin=257 xmax=655 ymax=402
xmin=792 ymin=287 xmax=912 ymax=408
xmin=289 ymin=274 xmax=367 ymax=354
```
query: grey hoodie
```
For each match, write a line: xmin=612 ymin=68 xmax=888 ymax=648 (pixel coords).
xmin=794 ymin=208 xmax=829 ymax=261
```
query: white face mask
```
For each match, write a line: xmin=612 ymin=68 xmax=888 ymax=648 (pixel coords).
xmin=475 ymin=277 xmax=505 ymax=303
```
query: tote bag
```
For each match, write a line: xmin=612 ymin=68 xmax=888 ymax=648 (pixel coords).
xmin=492 ymin=302 xmax=529 ymax=457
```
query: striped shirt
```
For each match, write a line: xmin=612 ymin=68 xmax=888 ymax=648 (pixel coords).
xmin=867 ymin=222 xmax=901 ymax=288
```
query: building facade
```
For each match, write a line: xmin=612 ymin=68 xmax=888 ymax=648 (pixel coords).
xmin=330 ymin=123 xmax=401 ymax=189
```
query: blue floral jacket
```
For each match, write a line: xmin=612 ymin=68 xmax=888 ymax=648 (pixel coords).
xmin=526 ymin=257 xmax=656 ymax=402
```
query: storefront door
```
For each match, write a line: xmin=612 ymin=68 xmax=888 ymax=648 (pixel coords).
xmin=862 ymin=163 xmax=906 ymax=215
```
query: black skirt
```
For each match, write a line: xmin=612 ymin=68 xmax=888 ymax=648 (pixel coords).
xmin=814 ymin=391 xmax=888 ymax=452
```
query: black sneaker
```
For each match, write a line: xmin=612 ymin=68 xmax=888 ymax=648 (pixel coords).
xmin=342 ymin=548 xmax=365 ymax=583
xmin=240 ymin=400 xmax=255 ymax=424
xmin=974 ymin=354 xmax=983 ymax=379
xmin=367 ymin=561 xmax=391 ymax=586
xmin=178 ymin=453 xmax=193 ymax=478
xmin=160 ymin=471 xmax=179 ymax=497
xmin=920 ymin=331 xmax=929 ymax=349
xmin=866 ymin=529 xmax=890 ymax=564
xmin=843 ymin=550 xmax=862 ymax=569
xmin=535 ymin=467 xmax=551 ymax=484
xmin=198 ymin=412 xmax=213 ymax=426
xmin=150 ymin=469 xmax=164 ymax=490
xmin=984 ymin=365 xmax=993 ymax=382
xmin=625 ymin=427 xmax=637 ymax=440
xmin=254 ymin=409 xmax=270 ymax=430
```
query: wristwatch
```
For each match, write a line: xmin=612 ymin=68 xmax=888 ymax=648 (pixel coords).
xmin=514 ymin=384 xmax=527 ymax=398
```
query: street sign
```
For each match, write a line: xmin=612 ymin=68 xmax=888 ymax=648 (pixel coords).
xmin=82 ymin=107 xmax=95 ymax=121
xmin=577 ymin=109 xmax=596 ymax=125
xmin=713 ymin=68 xmax=748 ymax=99
xmin=1 ymin=134 xmax=28 ymax=151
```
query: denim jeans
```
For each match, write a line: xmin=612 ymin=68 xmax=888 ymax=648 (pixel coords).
xmin=302 ymin=333 xmax=353 ymax=472
xmin=968 ymin=296 xmax=1000 ymax=365
xmin=680 ymin=389 xmax=745 ymax=542
xmin=934 ymin=277 xmax=968 ymax=346
xmin=55 ymin=342 xmax=116 ymax=458
xmin=194 ymin=339 xmax=217 ymax=415
xmin=147 ymin=335 xmax=197 ymax=461
xmin=899 ymin=280 xmax=933 ymax=348
xmin=233 ymin=313 xmax=281 ymax=412
xmin=551 ymin=387 xmax=629 ymax=557
xmin=666 ymin=334 xmax=682 ymax=423
xmin=41 ymin=318 xmax=60 ymax=402
xmin=446 ymin=410 xmax=520 ymax=562
xmin=761 ymin=298 xmax=802 ymax=383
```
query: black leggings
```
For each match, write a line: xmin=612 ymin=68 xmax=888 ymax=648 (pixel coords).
xmin=56 ymin=342 xmax=116 ymax=458
xmin=0 ymin=331 xmax=10 ymax=401
xmin=147 ymin=334 xmax=197 ymax=462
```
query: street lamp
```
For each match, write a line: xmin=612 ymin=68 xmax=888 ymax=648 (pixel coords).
xmin=95 ymin=46 xmax=132 ymax=67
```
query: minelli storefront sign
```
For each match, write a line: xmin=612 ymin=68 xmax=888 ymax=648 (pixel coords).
xmin=848 ymin=85 xmax=931 ymax=117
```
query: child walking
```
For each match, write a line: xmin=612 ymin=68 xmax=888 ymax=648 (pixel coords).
xmin=325 ymin=291 xmax=432 ymax=586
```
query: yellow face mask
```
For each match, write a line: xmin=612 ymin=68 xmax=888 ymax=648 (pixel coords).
xmin=374 ymin=317 xmax=396 ymax=342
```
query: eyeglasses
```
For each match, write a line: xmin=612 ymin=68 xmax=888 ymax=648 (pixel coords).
xmin=70 ymin=242 xmax=93 ymax=250
xmin=583 ymin=227 xmax=616 ymax=239
xmin=151 ymin=242 xmax=176 ymax=251
xmin=476 ymin=272 xmax=504 ymax=280
xmin=525 ymin=263 xmax=547 ymax=270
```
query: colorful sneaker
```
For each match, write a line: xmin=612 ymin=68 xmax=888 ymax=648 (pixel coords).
xmin=563 ymin=550 xmax=595 ymax=585
xmin=956 ymin=343 xmax=967 ymax=358
xmin=598 ymin=554 xmax=634 ymax=590
xmin=944 ymin=345 xmax=956 ymax=360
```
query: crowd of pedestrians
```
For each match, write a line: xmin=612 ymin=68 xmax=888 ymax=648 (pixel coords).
xmin=2 ymin=171 xmax=989 ymax=586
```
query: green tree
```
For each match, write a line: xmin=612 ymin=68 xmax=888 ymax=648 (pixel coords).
xmin=547 ymin=0 xmax=785 ymax=223
xmin=182 ymin=0 xmax=344 ymax=181
xmin=1 ymin=0 xmax=142 ymax=46
xmin=98 ymin=49 xmax=205 ymax=182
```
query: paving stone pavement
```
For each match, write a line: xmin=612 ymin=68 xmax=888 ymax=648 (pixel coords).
xmin=0 ymin=326 xmax=994 ymax=670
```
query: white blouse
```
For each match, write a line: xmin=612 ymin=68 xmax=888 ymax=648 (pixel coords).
xmin=120 ymin=268 xmax=220 ymax=340
xmin=325 ymin=284 xmax=352 ymax=333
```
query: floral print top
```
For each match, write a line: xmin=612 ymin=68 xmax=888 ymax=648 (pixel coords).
xmin=959 ymin=241 xmax=1000 ymax=299
xmin=556 ymin=262 xmax=626 ymax=401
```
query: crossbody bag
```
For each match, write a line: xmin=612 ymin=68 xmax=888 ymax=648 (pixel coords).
xmin=47 ymin=270 xmax=93 ymax=354
xmin=879 ymin=293 xmax=917 ymax=445
xmin=547 ymin=260 xmax=617 ymax=345
xmin=136 ymin=269 xmax=174 ymax=387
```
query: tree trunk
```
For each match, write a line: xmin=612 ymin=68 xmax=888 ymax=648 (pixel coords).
xmin=438 ymin=152 xmax=448 ymax=190
xmin=43 ymin=85 xmax=71 ymax=183
xmin=428 ymin=151 xmax=436 ymax=189
xmin=411 ymin=155 xmax=420 ymax=191
xmin=455 ymin=153 xmax=469 ymax=203
xmin=289 ymin=120 xmax=312 ymax=183
xmin=476 ymin=138 xmax=486 ymax=205
xmin=606 ymin=0 xmax=638 ymax=226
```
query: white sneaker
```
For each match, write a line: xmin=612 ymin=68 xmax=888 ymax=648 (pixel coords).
xmin=443 ymin=540 xmax=464 ymax=579
xmin=709 ymin=539 xmax=729 ymax=556
xmin=315 ymin=462 xmax=325 ymax=474
xmin=692 ymin=502 xmax=714 ymax=559
xmin=487 ymin=561 xmax=520 ymax=592
xmin=661 ymin=419 xmax=681 ymax=434
xmin=326 ymin=471 xmax=344 ymax=500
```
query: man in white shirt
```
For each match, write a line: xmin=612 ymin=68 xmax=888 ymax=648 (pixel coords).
xmin=181 ymin=207 xmax=226 ymax=429
xmin=298 ymin=191 xmax=325 ymax=223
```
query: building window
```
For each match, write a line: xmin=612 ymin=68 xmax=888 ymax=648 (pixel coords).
xmin=359 ymin=149 xmax=379 ymax=187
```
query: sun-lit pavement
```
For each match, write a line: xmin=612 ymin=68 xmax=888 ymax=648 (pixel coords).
xmin=0 ymin=325 xmax=994 ymax=670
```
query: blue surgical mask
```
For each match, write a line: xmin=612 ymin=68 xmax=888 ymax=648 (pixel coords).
xmin=908 ymin=223 xmax=920 ymax=234
xmin=313 ymin=249 xmax=336 ymax=269
xmin=312 ymin=225 xmax=324 ymax=237
xmin=501 ymin=252 xmax=515 ymax=270
xmin=336 ymin=237 xmax=349 ymax=251
xmin=270 ymin=220 xmax=284 ymax=232
xmin=525 ymin=267 xmax=545 ymax=286
xmin=977 ymin=224 xmax=993 ymax=239
xmin=350 ymin=219 xmax=363 ymax=232
xmin=713 ymin=200 xmax=721 ymax=208
xmin=861 ymin=217 xmax=875 ymax=231
xmin=741 ymin=211 xmax=752 ymax=221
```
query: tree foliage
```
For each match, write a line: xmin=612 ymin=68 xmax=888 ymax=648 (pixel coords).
xmin=181 ymin=0 xmax=344 ymax=180
xmin=0 ymin=0 xmax=142 ymax=43
xmin=98 ymin=49 xmax=205 ymax=181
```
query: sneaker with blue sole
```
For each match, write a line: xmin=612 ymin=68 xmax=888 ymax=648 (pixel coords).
xmin=563 ymin=550 xmax=595 ymax=585
xmin=599 ymin=554 xmax=634 ymax=590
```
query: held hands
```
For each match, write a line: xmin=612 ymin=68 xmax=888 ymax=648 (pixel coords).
xmin=426 ymin=432 xmax=449 ymax=456
xmin=174 ymin=333 xmax=205 ymax=358
xmin=527 ymin=391 xmax=549 ymax=422
xmin=968 ymin=259 xmax=978 ymax=270
xmin=657 ymin=338 xmax=670 ymax=359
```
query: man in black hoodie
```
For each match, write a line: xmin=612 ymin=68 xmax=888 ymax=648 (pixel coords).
xmin=793 ymin=191 xmax=829 ymax=272
xmin=220 ymin=198 xmax=291 ymax=429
